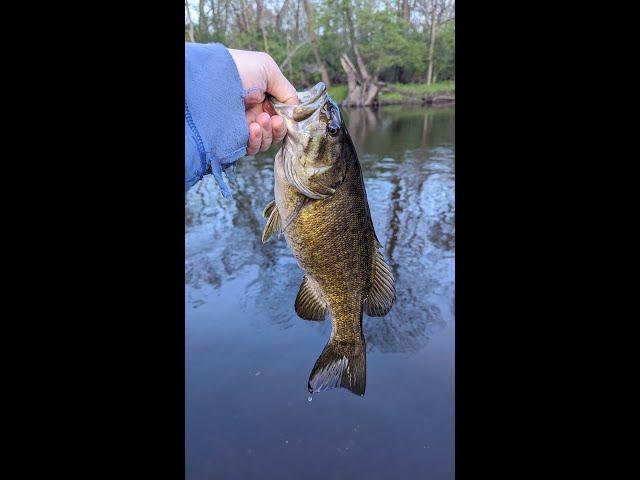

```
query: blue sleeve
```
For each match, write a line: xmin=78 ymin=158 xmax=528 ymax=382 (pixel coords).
xmin=185 ymin=43 xmax=248 ymax=196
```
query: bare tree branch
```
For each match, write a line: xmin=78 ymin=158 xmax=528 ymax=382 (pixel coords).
xmin=280 ymin=39 xmax=310 ymax=69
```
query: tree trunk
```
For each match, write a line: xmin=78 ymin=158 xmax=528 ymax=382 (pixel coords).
xmin=256 ymin=0 xmax=269 ymax=52
xmin=426 ymin=0 xmax=437 ymax=84
xmin=236 ymin=0 xmax=254 ymax=48
xmin=209 ymin=0 xmax=216 ymax=36
xmin=340 ymin=53 xmax=380 ymax=107
xmin=209 ymin=0 xmax=223 ymax=38
xmin=198 ymin=0 xmax=207 ymax=39
xmin=185 ymin=1 xmax=196 ymax=42
xmin=402 ymin=0 xmax=410 ymax=21
xmin=340 ymin=0 xmax=379 ymax=106
xmin=220 ymin=0 xmax=231 ymax=41
xmin=341 ymin=54 xmax=359 ymax=104
xmin=302 ymin=0 xmax=331 ymax=87
xmin=294 ymin=0 xmax=300 ymax=42
xmin=343 ymin=0 xmax=368 ymax=80
xmin=275 ymin=0 xmax=289 ymax=33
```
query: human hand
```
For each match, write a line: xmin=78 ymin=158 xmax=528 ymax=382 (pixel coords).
xmin=227 ymin=48 xmax=299 ymax=155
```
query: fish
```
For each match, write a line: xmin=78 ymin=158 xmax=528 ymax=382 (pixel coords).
xmin=262 ymin=82 xmax=396 ymax=397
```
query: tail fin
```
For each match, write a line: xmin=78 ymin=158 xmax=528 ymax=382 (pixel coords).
xmin=308 ymin=339 xmax=366 ymax=396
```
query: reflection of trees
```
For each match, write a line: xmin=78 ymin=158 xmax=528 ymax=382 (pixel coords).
xmin=345 ymin=105 xmax=454 ymax=156
xmin=185 ymin=158 xmax=277 ymax=289
xmin=385 ymin=175 xmax=402 ymax=280
xmin=344 ymin=107 xmax=379 ymax=144
xmin=362 ymin=144 xmax=454 ymax=354
xmin=421 ymin=109 xmax=432 ymax=144
xmin=185 ymin=108 xmax=455 ymax=356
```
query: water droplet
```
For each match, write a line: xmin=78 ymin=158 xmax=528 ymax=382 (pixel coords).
xmin=308 ymin=395 xmax=313 ymax=402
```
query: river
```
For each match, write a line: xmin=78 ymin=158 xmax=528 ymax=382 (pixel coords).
xmin=186 ymin=105 xmax=455 ymax=480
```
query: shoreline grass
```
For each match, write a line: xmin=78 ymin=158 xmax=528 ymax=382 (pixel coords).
xmin=328 ymin=81 xmax=454 ymax=105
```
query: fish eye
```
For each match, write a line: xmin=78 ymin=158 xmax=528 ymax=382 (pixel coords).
xmin=327 ymin=124 xmax=340 ymax=136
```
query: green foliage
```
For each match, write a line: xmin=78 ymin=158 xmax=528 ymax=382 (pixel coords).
xmin=355 ymin=8 xmax=413 ymax=75
xmin=390 ymin=81 xmax=455 ymax=95
xmin=327 ymin=85 xmax=348 ymax=103
xmin=186 ymin=0 xmax=455 ymax=90
xmin=434 ymin=23 xmax=455 ymax=81
xmin=382 ymin=81 xmax=455 ymax=103
xmin=330 ymin=82 xmax=454 ymax=104
xmin=379 ymin=91 xmax=404 ymax=103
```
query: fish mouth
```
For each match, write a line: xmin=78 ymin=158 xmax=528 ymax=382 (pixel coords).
xmin=270 ymin=82 xmax=341 ymax=199
xmin=269 ymin=82 xmax=330 ymax=123
xmin=296 ymin=82 xmax=328 ymax=108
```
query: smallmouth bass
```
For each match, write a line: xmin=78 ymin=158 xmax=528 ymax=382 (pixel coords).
xmin=262 ymin=82 xmax=396 ymax=396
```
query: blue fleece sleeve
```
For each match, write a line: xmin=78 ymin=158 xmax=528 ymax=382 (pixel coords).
xmin=185 ymin=43 xmax=248 ymax=196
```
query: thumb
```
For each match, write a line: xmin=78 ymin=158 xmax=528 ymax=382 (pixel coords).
xmin=265 ymin=56 xmax=299 ymax=106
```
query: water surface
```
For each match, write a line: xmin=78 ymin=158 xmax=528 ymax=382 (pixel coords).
xmin=186 ymin=105 xmax=455 ymax=480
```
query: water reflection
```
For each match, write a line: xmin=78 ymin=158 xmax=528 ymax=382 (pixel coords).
xmin=186 ymin=105 xmax=454 ymax=376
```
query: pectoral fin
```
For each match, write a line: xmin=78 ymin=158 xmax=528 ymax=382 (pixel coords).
xmin=262 ymin=200 xmax=277 ymax=218
xmin=294 ymin=276 xmax=328 ymax=321
xmin=261 ymin=200 xmax=281 ymax=243
xmin=364 ymin=249 xmax=396 ymax=317
xmin=286 ymin=166 xmax=334 ymax=199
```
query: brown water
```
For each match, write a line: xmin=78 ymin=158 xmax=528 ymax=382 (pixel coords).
xmin=186 ymin=105 xmax=455 ymax=479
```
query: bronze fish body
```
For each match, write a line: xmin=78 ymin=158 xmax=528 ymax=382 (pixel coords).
xmin=263 ymin=82 xmax=396 ymax=396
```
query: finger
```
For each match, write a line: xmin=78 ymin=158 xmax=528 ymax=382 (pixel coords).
xmin=243 ymin=88 xmax=265 ymax=107
xmin=247 ymin=122 xmax=262 ymax=156
xmin=256 ymin=112 xmax=273 ymax=152
xmin=271 ymin=115 xmax=286 ymax=144
xmin=264 ymin=55 xmax=299 ymax=105
xmin=245 ymin=103 xmax=264 ymax=125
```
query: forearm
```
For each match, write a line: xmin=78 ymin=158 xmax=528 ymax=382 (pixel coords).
xmin=185 ymin=43 xmax=248 ymax=195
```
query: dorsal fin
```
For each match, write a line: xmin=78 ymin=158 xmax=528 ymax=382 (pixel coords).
xmin=261 ymin=200 xmax=281 ymax=242
xmin=364 ymin=249 xmax=396 ymax=317
xmin=294 ymin=276 xmax=328 ymax=321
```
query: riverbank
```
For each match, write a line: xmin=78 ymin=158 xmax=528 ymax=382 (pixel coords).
xmin=328 ymin=81 xmax=455 ymax=107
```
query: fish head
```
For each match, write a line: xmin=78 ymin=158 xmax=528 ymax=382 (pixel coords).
xmin=269 ymin=82 xmax=349 ymax=199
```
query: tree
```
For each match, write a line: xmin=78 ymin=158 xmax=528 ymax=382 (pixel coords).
xmin=198 ymin=0 xmax=207 ymax=38
xmin=256 ymin=0 xmax=270 ymax=52
xmin=340 ymin=1 xmax=420 ymax=105
xmin=275 ymin=0 xmax=290 ymax=33
xmin=185 ymin=1 xmax=195 ymax=42
xmin=401 ymin=0 xmax=410 ymax=21
xmin=433 ymin=20 xmax=454 ymax=82
xmin=340 ymin=0 xmax=380 ymax=106
xmin=422 ymin=0 xmax=454 ymax=84
xmin=184 ymin=0 xmax=454 ymax=98
xmin=302 ymin=0 xmax=331 ymax=86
